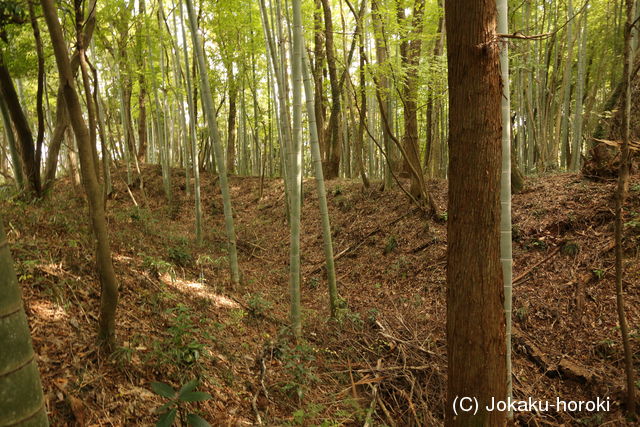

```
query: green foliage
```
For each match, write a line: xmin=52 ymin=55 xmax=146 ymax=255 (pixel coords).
xmin=592 ymin=268 xmax=605 ymax=280
xmin=151 ymin=379 xmax=212 ymax=427
xmin=514 ymin=306 xmax=528 ymax=322
xmin=560 ymin=241 xmax=580 ymax=256
xmin=383 ymin=235 xmax=397 ymax=255
xmin=151 ymin=304 xmax=206 ymax=367
xmin=290 ymin=402 xmax=325 ymax=425
xmin=168 ymin=245 xmax=193 ymax=267
xmin=278 ymin=340 xmax=319 ymax=400
xmin=307 ymin=276 xmax=320 ymax=289
xmin=142 ymin=253 xmax=176 ymax=281
xmin=16 ymin=258 xmax=38 ymax=283
xmin=246 ymin=293 xmax=273 ymax=318
xmin=525 ymin=238 xmax=548 ymax=251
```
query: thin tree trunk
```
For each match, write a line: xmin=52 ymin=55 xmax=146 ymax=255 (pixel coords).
xmin=27 ymin=0 xmax=46 ymax=173
xmin=0 ymin=60 xmax=41 ymax=197
xmin=226 ymin=65 xmax=237 ymax=174
xmin=0 ymin=96 xmax=24 ymax=190
xmin=371 ymin=0 xmax=392 ymax=189
xmin=570 ymin=6 xmax=588 ymax=171
xmin=41 ymin=0 xmax=119 ymax=350
xmin=177 ymin=0 xmax=203 ymax=244
xmin=559 ymin=0 xmax=575 ymax=169
xmin=302 ymin=43 xmax=339 ymax=319
xmin=497 ymin=0 xmax=513 ymax=420
xmin=136 ymin=0 xmax=148 ymax=163
xmin=185 ymin=0 xmax=240 ymax=286
xmin=614 ymin=0 xmax=637 ymax=417
xmin=320 ymin=0 xmax=342 ymax=179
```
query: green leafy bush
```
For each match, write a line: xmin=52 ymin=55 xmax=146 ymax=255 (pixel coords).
xmin=151 ymin=379 xmax=211 ymax=426
xmin=168 ymin=245 xmax=193 ymax=267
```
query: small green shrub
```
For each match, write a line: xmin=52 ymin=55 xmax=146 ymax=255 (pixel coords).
xmin=247 ymin=293 xmax=273 ymax=318
xmin=151 ymin=304 xmax=206 ymax=367
xmin=279 ymin=340 xmax=319 ymax=400
xmin=168 ymin=246 xmax=193 ymax=267
xmin=151 ymin=379 xmax=212 ymax=426
xmin=142 ymin=254 xmax=176 ymax=281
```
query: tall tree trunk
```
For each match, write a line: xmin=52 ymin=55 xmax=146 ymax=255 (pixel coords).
xmin=27 ymin=0 xmax=45 ymax=174
xmin=425 ymin=0 xmax=444 ymax=175
xmin=398 ymin=0 xmax=427 ymax=198
xmin=614 ymin=0 xmax=637 ymax=417
xmin=371 ymin=0 xmax=392 ymax=189
xmin=570 ymin=7 xmax=588 ymax=171
xmin=289 ymin=0 xmax=303 ymax=338
xmin=0 ymin=218 xmax=49 ymax=426
xmin=185 ymin=0 xmax=240 ymax=286
xmin=41 ymin=0 xmax=119 ymax=350
xmin=176 ymin=0 xmax=202 ymax=243
xmin=445 ymin=0 xmax=506 ymax=424
xmin=559 ymin=0 xmax=575 ymax=169
xmin=355 ymin=7 xmax=370 ymax=189
xmin=226 ymin=66 xmax=237 ymax=174
xmin=320 ymin=0 xmax=341 ymax=179
xmin=313 ymin=0 xmax=326 ymax=160
xmin=497 ymin=0 xmax=514 ymax=420
xmin=0 ymin=95 xmax=24 ymax=189
xmin=0 ymin=60 xmax=41 ymax=197
xmin=302 ymin=42 xmax=339 ymax=319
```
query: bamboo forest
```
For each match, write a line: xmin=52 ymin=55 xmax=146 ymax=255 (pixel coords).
xmin=1 ymin=0 xmax=640 ymax=425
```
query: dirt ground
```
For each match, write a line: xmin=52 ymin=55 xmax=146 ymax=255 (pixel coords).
xmin=3 ymin=165 xmax=639 ymax=426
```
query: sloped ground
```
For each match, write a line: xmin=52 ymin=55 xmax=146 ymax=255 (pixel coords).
xmin=2 ymin=166 xmax=639 ymax=426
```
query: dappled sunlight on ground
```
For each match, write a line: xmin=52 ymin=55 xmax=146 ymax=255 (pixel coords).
xmin=159 ymin=272 xmax=240 ymax=308
xmin=30 ymin=300 xmax=69 ymax=322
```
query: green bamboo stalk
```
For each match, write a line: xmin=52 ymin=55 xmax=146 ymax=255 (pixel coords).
xmin=184 ymin=0 xmax=240 ymax=286
xmin=301 ymin=47 xmax=339 ymax=319
xmin=497 ymin=0 xmax=513 ymax=420
xmin=0 ymin=218 xmax=48 ymax=426
xmin=177 ymin=0 xmax=203 ymax=245
xmin=288 ymin=0 xmax=303 ymax=338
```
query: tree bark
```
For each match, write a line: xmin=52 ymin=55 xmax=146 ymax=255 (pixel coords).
xmin=313 ymin=0 xmax=326 ymax=160
xmin=42 ymin=0 xmax=96 ymax=193
xmin=0 ymin=59 xmax=41 ymax=197
xmin=445 ymin=0 xmax=506 ymax=424
xmin=614 ymin=0 xmax=637 ymax=417
xmin=185 ymin=0 xmax=241 ymax=286
xmin=41 ymin=0 xmax=119 ymax=350
xmin=226 ymin=65 xmax=238 ymax=174
xmin=136 ymin=0 xmax=148 ymax=163
xmin=371 ymin=0 xmax=392 ymax=189
xmin=398 ymin=0 xmax=427 ymax=198
xmin=27 ymin=0 xmax=45 ymax=173
xmin=0 ymin=95 xmax=24 ymax=189
xmin=320 ymin=0 xmax=342 ymax=179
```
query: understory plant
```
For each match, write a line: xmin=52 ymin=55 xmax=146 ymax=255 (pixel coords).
xmin=151 ymin=379 xmax=212 ymax=426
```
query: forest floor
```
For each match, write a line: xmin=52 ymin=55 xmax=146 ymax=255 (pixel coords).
xmin=3 ymin=165 xmax=640 ymax=426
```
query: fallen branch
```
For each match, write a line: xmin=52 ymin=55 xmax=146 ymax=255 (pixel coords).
xmin=512 ymin=326 xmax=597 ymax=384
xmin=307 ymin=209 xmax=417 ymax=275
xmin=513 ymin=247 xmax=561 ymax=285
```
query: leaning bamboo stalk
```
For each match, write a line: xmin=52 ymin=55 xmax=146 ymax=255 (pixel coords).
xmin=184 ymin=0 xmax=240 ymax=286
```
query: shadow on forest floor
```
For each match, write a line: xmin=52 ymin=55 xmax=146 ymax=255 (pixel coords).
xmin=3 ymin=165 xmax=639 ymax=425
